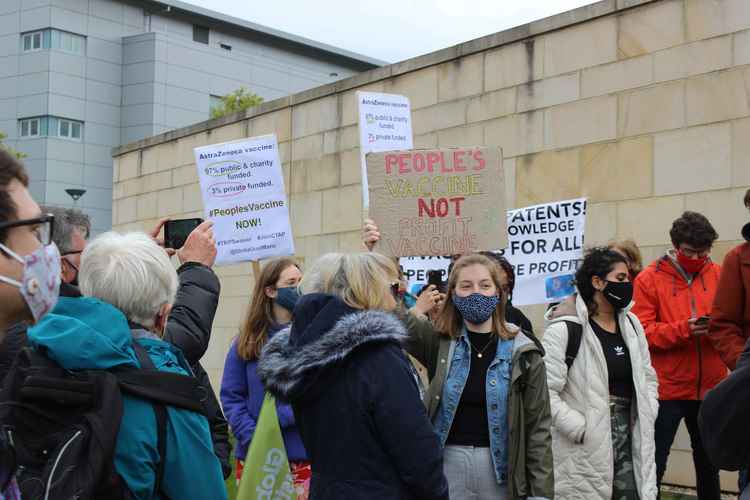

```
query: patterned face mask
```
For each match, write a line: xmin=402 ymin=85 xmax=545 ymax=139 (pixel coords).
xmin=452 ymin=292 xmax=499 ymax=325
xmin=0 ymin=242 xmax=61 ymax=323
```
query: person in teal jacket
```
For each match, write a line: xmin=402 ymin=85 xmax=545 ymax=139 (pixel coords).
xmin=27 ymin=230 xmax=227 ymax=500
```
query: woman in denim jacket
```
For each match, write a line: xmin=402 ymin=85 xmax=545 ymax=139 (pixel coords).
xmin=408 ymin=254 xmax=554 ymax=500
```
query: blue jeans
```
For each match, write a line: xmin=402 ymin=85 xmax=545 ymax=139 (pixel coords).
xmin=655 ymin=400 xmax=720 ymax=500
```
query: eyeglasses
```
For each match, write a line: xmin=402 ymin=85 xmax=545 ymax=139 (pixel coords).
xmin=0 ymin=214 xmax=55 ymax=246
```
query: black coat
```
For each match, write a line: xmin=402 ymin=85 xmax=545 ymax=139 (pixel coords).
xmin=258 ymin=294 xmax=449 ymax=500
xmin=162 ymin=262 xmax=231 ymax=479
xmin=699 ymin=337 xmax=750 ymax=473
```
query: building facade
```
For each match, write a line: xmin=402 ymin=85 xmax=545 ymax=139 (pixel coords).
xmin=112 ymin=0 xmax=749 ymax=490
xmin=0 ymin=0 xmax=380 ymax=231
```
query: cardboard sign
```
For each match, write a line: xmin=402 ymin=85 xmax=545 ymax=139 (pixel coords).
xmin=357 ymin=91 xmax=413 ymax=207
xmin=367 ymin=147 xmax=506 ymax=257
xmin=498 ymin=198 xmax=586 ymax=306
xmin=193 ymin=135 xmax=294 ymax=264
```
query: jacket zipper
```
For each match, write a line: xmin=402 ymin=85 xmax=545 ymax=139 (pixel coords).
xmin=45 ymin=430 xmax=83 ymax=500
xmin=687 ymin=277 xmax=703 ymax=400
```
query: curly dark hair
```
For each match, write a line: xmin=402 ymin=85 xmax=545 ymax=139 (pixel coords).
xmin=480 ymin=251 xmax=516 ymax=298
xmin=669 ymin=211 xmax=718 ymax=250
xmin=575 ymin=247 xmax=628 ymax=317
xmin=744 ymin=189 xmax=749 ymax=209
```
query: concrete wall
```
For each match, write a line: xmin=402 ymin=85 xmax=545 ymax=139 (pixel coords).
xmin=113 ymin=0 xmax=749 ymax=491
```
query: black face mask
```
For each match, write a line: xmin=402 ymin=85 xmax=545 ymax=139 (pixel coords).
xmin=602 ymin=281 xmax=633 ymax=310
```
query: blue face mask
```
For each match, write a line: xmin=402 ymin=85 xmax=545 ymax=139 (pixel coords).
xmin=452 ymin=292 xmax=499 ymax=325
xmin=276 ymin=286 xmax=300 ymax=312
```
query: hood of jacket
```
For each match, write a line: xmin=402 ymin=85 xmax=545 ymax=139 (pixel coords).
xmin=544 ymin=294 xmax=578 ymax=323
xmin=258 ymin=293 xmax=409 ymax=403
xmin=26 ymin=296 xmax=139 ymax=370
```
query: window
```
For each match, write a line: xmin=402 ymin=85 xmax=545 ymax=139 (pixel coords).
xmin=58 ymin=119 xmax=82 ymax=140
xmin=21 ymin=31 xmax=43 ymax=52
xmin=219 ymin=43 xmax=232 ymax=51
xmin=50 ymin=30 xmax=85 ymax=54
xmin=18 ymin=116 xmax=83 ymax=140
xmin=193 ymin=25 xmax=209 ymax=44
xmin=21 ymin=29 xmax=84 ymax=54
xmin=19 ymin=118 xmax=41 ymax=137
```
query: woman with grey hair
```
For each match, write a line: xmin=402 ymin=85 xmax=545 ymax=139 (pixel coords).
xmin=26 ymin=231 xmax=227 ymax=500
xmin=258 ymin=252 xmax=449 ymax=500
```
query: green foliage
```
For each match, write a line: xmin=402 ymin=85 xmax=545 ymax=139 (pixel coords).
xmin=0 ymin=131 xmax=25 ymax=159
xmin=210 ymin=88 xmax=264 ymax=119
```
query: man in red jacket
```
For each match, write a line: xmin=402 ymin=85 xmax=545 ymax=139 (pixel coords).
xmin=633 ymin=211 xmax=725 ymax=500
xmin=709 ymin=189 xmax=750 ymax=370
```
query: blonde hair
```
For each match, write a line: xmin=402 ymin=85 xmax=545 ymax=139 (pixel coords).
xmin=301 ymin=252 xmax=398 ymax=310
xmin=434 ymin=253 xmax=515 ymax=340
xmin=608 ymin=239 xmax=643 ymax=277
xmin=237 ymin=257 xmax=300 ymax=360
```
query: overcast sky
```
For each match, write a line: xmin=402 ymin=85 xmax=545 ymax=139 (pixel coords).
xmin=181 ymin=0 xmax=598 ymax=63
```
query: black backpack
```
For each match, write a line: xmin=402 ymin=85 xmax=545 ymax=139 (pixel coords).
xmin=0 ymin=343 xmax=209 ymax=500
xmin=563 ymin=315 xmax=640 ymax=369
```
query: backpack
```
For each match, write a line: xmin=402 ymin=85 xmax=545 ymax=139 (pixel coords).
xmin=563 ymin=315 xmax=640 ymax=369
xmin=0 ymin=343 xmax=209 ymax=500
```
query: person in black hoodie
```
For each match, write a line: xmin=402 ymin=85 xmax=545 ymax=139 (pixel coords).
xmin=258 ymin=252 xmax=449 ymax=500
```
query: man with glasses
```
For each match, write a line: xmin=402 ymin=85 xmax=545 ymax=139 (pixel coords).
xmin=42 ymin=205 xmax=89 ymax=290
xmin=632 ymin=211 xmax=725 ymax=500
xmin=0 ymin=150 xmax=61 ymax=499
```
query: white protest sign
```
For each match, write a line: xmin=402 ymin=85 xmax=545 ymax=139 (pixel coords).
xmin=399 ymin=256 xmax=451 ymax=297
xmin=399 ymin=198 xmax=587 ymax=306
xmin=193 ymin=135 xmax=294 ymax=264
xmin=498 ymin=198 xmax=586 ymax=306
xmin=357 ymin=91 xmax=413 ymax=207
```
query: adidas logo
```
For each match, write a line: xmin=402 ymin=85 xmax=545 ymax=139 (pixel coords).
xmin=614 ymin=346 xmax=625 ymax=356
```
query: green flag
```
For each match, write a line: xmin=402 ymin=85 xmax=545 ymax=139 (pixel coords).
xmin=237 ymin=393 xmax=297 ymax=500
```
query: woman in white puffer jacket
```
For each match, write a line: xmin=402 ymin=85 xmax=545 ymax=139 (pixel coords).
xmin=542 ymin=247 xmax=659 ymax=500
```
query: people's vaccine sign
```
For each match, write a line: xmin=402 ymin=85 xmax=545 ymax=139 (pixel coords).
xmin=498 ymin=198 xmax=587 ymax=306
xmin=357 ymin=92 xmax=413 ymax=207
xmin=367 ymin=147 xmax=506 ymax=257
xmin=194 ymin=135 xmax=294 ymax=264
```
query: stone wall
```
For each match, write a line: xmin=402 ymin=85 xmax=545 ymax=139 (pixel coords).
xmin=113 ymin=0 xmax=749 ymax=490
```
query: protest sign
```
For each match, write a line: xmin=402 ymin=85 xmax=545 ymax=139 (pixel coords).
xmin=398 ymin=198 xmax=587 ymax=307
xmin=357 ymin=91 xmax=413 ymax=207
xmin=193 ymin=135 xmax=294 ymax=265
xmin=498 ymin=198 xmax=586 ymax=306
xmin=399 ymin=256 xmax=451 ymax=297
xmin=367 ymin=146 xmax=506 ymax=257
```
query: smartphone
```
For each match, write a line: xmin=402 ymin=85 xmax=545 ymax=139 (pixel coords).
xmin=164 ymin=218 xmax=203 ymax=250
xmin=427 ymin=269 xmax=446 ymax=293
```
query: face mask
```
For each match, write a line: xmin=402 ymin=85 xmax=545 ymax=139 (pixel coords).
xmin=602 ymin=281 xmax=633 ymax=310
xmin=0 ymin=242 xmax=61 ymax=323
xmin=276 ymin=286 xmax=300 ymax=312
xmin=676 ymin=251 xmax=708 ymax=275
xmin=453 ymin=292 xmax=499 ymax=325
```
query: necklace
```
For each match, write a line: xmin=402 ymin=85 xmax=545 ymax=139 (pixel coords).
xmin=468 ymin=333 xmax=497 ymax=358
